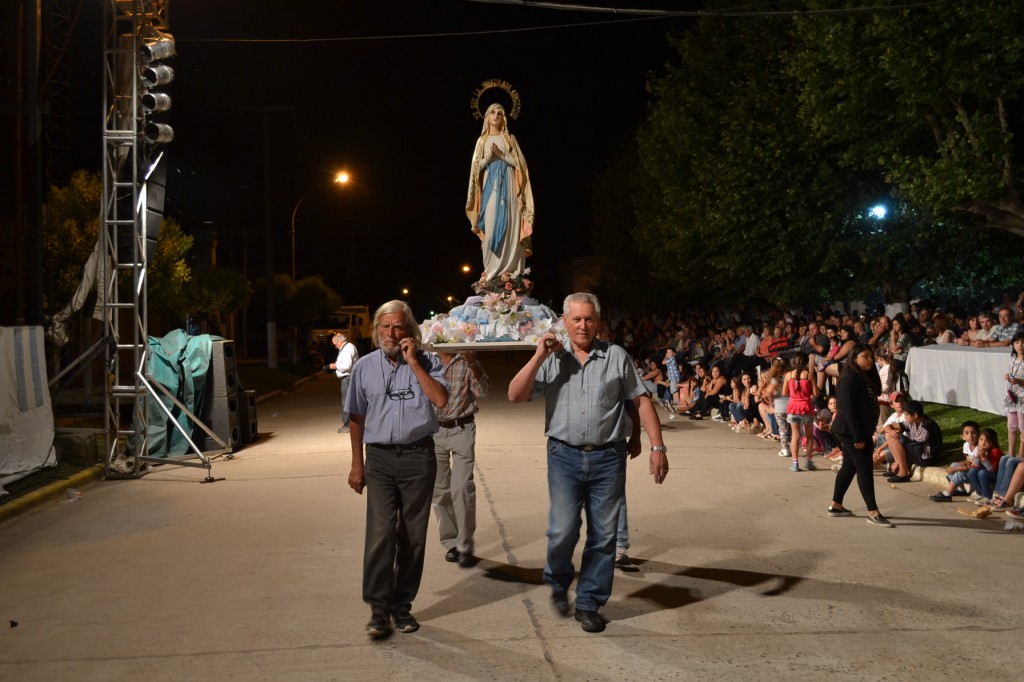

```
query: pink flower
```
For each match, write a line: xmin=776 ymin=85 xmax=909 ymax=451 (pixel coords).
xmin=505 ymin=282 xmax=514 ymax=290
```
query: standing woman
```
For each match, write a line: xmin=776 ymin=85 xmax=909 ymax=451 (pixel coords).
xmin=1003 ymin=331 xmax=1024 ymax=457
xmin=887 ymin=316 xmax=913 ymax=390
xmin=784 ymin=352 xmax=818 ymax=471
xmin=828 ymin=344 xmax=894 ymax=527
xmin=465 ymin=103 xmax=535 ymax=280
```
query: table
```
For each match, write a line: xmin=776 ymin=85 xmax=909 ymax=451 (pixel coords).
xmin=905 ymin=344 xmax=1009 ymax=415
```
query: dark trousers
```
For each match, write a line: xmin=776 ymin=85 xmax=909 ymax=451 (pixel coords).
xmin=363 ymin=440 xmax=436 ymax=617
xmin=339 ymin=376 xmax=351 ymax=426
xmin=833 ymin=433 xmax=879 ymax=512
xmin=697 ymin=393 xmax=723 ymax=416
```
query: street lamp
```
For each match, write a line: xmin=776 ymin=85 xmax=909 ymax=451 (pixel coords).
xmin=290 ymin=171 xmax=350 ymax=280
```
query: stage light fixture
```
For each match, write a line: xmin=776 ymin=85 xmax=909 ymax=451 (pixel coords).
xmin=141 ymin=92 xmax=172 ymax=113
xmin=144 ymin=122 xmax=174 ymax=144
xmin=141 ymin=37 xmax=176 ymax=62
xmin=142 ymin=64 xmax=174 ymax=88
xmin=139 ymin=33 xmax=175 ymax=147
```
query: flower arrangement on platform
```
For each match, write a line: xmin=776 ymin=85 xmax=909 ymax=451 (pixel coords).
xmin=420 ymin=309 xmax=566 ymax=346
xmin=472 ymin=269 xmax=534 ymax=298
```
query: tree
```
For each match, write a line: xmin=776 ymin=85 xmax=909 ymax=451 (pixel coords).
xmin=147 ymin=217 xmax=193 ymax=318
xmin=176 ymin=266 xmax=250 ymax=319
xmin=792 ymin=1 xmax=1024 ymax=237
xmin=596 ymin=1 xmax=1024 ymax=310
xmin=40 ymin=170 xmax=198 ymax=328
xmin=632 ymin=10 xmax=848 ymax=307
xmin=41 ymin=170 xmax=103 ymax=312
xmin=249 ymin=274 xmax=341 ymax=327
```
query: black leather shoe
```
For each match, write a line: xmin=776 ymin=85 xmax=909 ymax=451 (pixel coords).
xmin=366 ymin=613 xmax=392 ymax=639
xmin=444 ymin=547 xmax=459 ymax=563
xmin=574 ymin=608 xmax=606 ymax=633
xmin=551 ymin=590 xmax=569 ymax=617
xmin=886 ymin=474 xmax=912 ymax=483
xmin=393 ymin=611 xmax=419 ymax=633
xmin=457 ymin=551 xmax=476 ymax=568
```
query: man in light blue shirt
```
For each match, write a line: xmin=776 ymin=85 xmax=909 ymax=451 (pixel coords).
xmin=509 ymin=292 xmax=669 ymax=633
xmin=346 ymin=300 xmax=448 ymax=639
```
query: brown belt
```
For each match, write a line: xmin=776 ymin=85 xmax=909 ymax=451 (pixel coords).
xmin=438 ymin=414 xmax=475 ymax=429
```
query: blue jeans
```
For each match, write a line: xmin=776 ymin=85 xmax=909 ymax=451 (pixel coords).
xmin=617 ymin=496 xmax=629 ymax=549
xmin=545 ymin=438 xmax=626 ymax=612
xmin=967 ymin=467 xmax=997 ymax=500
xmin=995 ymin=457 xmax=1022 ymax=497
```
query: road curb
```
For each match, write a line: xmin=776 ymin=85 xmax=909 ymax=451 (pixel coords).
xmin=0 ymin=464 xmax=105 ymax=524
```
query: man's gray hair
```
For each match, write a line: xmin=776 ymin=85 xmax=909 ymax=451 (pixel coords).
xmin=562 ymin=292 xmax=601 ymax=317
xmin=371 ymin=300 xmax=421 ymax=349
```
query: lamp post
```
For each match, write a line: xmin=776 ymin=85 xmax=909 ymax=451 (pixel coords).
xmin=290 ymin=171 xmax=350 ymax=280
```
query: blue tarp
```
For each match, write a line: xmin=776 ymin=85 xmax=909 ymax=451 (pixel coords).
xmin=130 ymin=330 xmax=215 ymax=458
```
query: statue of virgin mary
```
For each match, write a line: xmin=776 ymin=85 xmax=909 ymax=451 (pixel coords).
xmin=464 ymin=103 xmax=534 ymax=280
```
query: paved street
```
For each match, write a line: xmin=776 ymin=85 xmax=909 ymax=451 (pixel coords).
xmin=1 ymin=353 xmax=1020 ymax=681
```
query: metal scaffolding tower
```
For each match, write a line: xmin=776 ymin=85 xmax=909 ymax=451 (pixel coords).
xmin=101 ymin=0 xmax=169 ymax=477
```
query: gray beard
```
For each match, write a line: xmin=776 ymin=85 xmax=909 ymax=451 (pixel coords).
xmin=382 ymin=345 xmax=400 ymax=360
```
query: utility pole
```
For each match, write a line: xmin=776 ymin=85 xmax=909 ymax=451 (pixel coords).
xmin=240 ymin=105 xmax=291 ymax=368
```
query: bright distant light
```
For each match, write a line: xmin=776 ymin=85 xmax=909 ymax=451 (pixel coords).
xmin=335 ymin=171 xmax=350 ymax=184
xmin=401 ymin=288 xmax=409 ymax=296
xmin=461 ymin=265 xmax=471 ymax=273
xmin=869 ymin=204 xmax=887 ymax=219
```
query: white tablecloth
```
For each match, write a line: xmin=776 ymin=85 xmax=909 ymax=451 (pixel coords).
xmin=905 ymin=345 xmax=1009 ymax=415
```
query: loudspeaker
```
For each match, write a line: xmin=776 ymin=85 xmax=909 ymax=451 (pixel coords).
xmin=208 ymin=340 xmax=237 ymax=397
xmin=238 ymin=389 xmax=259 ymax=444
xmin=196 ymin=391 xmax=240 ymax=452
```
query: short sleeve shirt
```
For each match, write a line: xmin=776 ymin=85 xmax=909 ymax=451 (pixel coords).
xmin=346 ymin=349 xmax=448 ymax=445
xmin=533 ymin=340 xmax=645 ymax=446
xmin=990 ymin=323 xmax=1020 ymax=342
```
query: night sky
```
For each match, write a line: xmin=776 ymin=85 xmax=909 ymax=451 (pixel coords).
xmin=69 ymin=1 xmax=698 ymax=316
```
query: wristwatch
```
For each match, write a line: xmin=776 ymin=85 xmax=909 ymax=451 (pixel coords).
xmin=650 ymin=445 xmax=668 ymax=453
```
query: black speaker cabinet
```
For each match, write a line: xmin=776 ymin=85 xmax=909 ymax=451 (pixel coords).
xmin=196 ymin=390 xmax=240 ymax=452
xmin=208 ymin=340 xmax=237 ymax=397
xmin=238 ymin=389 xmax=259 ymax=444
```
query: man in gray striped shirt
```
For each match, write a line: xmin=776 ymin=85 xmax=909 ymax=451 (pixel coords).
xmin=509 ymin=292 xmax=669 ymax=633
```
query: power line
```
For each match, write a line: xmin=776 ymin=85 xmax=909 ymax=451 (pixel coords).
xmin=176 ymin=0 xmax=961 ymax=44
xmin=464 ymin=0 xmax=960 ymax=17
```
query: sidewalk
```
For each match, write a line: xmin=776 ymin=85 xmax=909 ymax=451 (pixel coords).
xmin=1 ymin=358 xmax=1019 ymax=681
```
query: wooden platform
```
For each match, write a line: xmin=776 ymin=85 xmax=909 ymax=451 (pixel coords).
xmin=422 ymin=341 xmax=537 ymax=352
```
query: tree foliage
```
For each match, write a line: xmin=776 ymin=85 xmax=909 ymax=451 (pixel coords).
xmin=147 ymin=217 xmax=193 ymax=317
xmin=41 ymin=170 xmax=103 ymax=311
xmin=632 ymin=10 xmax=849 ymax=307
xmin=249 ymin=274 xmax=342 ymax=326
xmin=174 ymin=265 xmax=250 ymax=319
xmin=792 ymin=0 xmax=1024 ymax=236
xmin=594 ymin=1 xmax=1024 ymax=309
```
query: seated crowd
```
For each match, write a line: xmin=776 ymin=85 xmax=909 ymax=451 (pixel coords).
xmin=615 ymin=292 xmax=1024 ymax=522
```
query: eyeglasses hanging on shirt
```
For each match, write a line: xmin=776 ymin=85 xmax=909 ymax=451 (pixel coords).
xmin=384 ymin=366 xmax=415 ymax=401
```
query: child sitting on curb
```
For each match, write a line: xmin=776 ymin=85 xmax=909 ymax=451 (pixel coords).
xmin=929 ymin=420 xmax=980 ymax=502
xmin=971 ymin=428 xmax=1004 ymax=505
xmin=873 ymin=392 xmax=907 ymax=474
